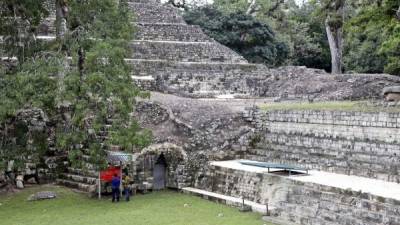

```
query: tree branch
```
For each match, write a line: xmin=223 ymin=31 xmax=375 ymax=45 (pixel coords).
xmin=266 ymin=0 xmax=285 ymax=16
xmin=167 ymin=0 xmax=187 ymax=10
xmin=246 ymin=0 xmax=258 ymax=15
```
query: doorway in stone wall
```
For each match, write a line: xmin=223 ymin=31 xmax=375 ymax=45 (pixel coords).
xmin=153 ymin=153 xmax=167 ymax=190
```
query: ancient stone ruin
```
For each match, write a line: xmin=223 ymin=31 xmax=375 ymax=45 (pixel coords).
xmin=127 ymin=0 xmax=400 ymax=100
xmin=3 ymin=0 xmax=400 ymax=225
xmin=383 ymin=86 xmax=400 ymax=102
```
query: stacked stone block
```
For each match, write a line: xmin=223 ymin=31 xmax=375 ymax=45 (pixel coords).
xmin=127 ymin=0 xmax=270 ymax=97
xmin=246 ymin=109 xmax=400 ymax=183
xmin=135 ymin=23 xmax=213 ymax=42
xmin=128 ymin=2 xmax=185 ymax=24
xmin=130 ymin=41 xmax=246 ymax=63
xmin=195 ymin=164 xmax=400 ymax=225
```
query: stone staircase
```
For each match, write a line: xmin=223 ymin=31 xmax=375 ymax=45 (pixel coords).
xmin=127 ymin=0 xmax=270 ymax=97
xmin=57 ymin=166 xmax=98 ymax=194
xmin=56 ymin=121 xmax=116 ymax=195
xmin=130 ymin=40 xmax=246 ymax=63
xmin=134 ymin=23 xmax=213 ymax=42
xmin=20 ymin=0 xmax=271 ymax=97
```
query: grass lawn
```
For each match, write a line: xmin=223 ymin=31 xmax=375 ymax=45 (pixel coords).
xmin=260 ymin=101 xmax=400 ymax=112
xmin=0 ymin=185 xmax=270 ymax=225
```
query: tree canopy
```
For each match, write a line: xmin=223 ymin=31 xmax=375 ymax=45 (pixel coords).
xmin=183 ymin=0 xmax=400 ymax=75
xmin=184 ymin=6 xmax=289 ymax=67
xmin=0 ymin=0 xmax=152 ymax=174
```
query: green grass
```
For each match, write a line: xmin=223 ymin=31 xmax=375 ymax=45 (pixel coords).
xmin=0 ymin=185 xmax=270 ymax=225
xmin=260 ymin=101 xmax=400 ymax=112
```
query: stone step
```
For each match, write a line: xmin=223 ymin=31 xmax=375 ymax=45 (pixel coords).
xmin=127 ymin=59 xmax=266 ymax=77
xmin=135 ymin=23 xmax=212 ymax=42
xmin=182 ymin=187 xmax=272 ymax=214
xmin=37 ymin=16 xmax=56 ymax=36
xmin=67 ymin=167 xmax=98 ymax=178
xmin=128 ymin=2 xmax=185 ymax=24
xmin=60 ymin=173 xmax=98 ymax=185
xmin=127 ymin=59 xmax=267 ymax=97
xmin=130 ymin=40 xmax=247 ymax=63
xmin=57 ymin=179 xmax=97 ymax=193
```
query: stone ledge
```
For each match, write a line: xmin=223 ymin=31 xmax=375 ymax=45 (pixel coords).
xmin=135 ymin=23 xmax=213 ymax=42
xmin=182 ymin=187 xmax=270 ymax=214
xmin=130 ymin=40 xmax=247 ymax=63
xmin=128 ymin=2 xmax=185 ymax=24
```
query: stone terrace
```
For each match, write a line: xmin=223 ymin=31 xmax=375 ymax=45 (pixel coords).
xmin=126 ymin=0 xmax=400 ymax=100
xmin=127 ymin=0 xmax=269 ymax=97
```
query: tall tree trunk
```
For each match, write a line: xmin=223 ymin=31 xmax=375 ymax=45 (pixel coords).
xmin=55 ymin=0 xmax=68 ymax=41
xmin=325 ymin=18 xmax=343 ymax=74
xmin=55 ymin=0 xmax=69 ymax=103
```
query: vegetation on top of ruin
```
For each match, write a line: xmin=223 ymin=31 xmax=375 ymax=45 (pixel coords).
xmin=260 ymin=101 xmax=400 ymax=112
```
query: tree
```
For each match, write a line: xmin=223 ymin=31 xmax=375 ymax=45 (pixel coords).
xmin=0 ymin=0 xmax=49 ymax=62
xmin=0 ymin=0 xmax=152 ymax=183
xmin=57 ymin=0 xmax=152 ymax=169
xmin=211 ymin=0 xmax=331 ymax=71
xmin=184 ymin=6 xmax=289 ymax=67
xmin=55 ymin=0 xmax=68 ymax=41
xmin=167 ymin=0 xmax=188 ymax=9
xmin=280 ymin=2 xmax=331 ymax=71
xmin=319 ymin=0 xmax=345 ymax=74
xmin=213 ymin=0 xmax=287 ymax=18
xmin=397 ymin=5 xmax=400 ymax=20
xmin=344 ymin=0 xmax=400 ymax=75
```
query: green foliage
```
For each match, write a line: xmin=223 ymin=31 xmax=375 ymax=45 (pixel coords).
xmin=249 ymin=134 xmax=261 ymax=148
xmin=58 ymin=0 xmax=152 ymax=169
xmin=0 ymin=55 xmax=60 ymax=171
xmin=380 ymin=17 xmax=400 ymax=75
xmin=344 ymin=0 xmax=400 ymax=75
xmin=0 ymin=0 xmax=49 ymax=61
xmin=284 ymin=2 xmax=331 ymax=71
xmin=213 ymin=0 xmax=250 ymax=14
xmin=210 ymin=0 xmax=332 ymax=71
xmin=184 ymin=6 xmax=289 ymax=67
xmin=0 ymin=0 xmax=152 ymax=173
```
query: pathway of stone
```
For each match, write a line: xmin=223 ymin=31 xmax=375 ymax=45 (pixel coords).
xmin=212 ymin=160 xmax=400 ymax=201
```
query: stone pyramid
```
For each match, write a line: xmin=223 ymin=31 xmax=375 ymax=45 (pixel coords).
xmin=128 ymin=0 xmax=269 ymax=97
xmin=30 ymin=0 xmax=400 ymax=100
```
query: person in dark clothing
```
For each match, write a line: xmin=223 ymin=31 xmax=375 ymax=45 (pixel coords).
xmin=111 ymin=173 xmax=121 ymax=202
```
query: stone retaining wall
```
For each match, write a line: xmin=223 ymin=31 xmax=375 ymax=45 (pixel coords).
xmin=195 ymin=165 xmax=400 ymax=225
xmin=246 ymin=109 xmax=400 ymax=183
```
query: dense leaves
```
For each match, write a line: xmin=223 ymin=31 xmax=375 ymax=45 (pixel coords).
xmin=188 ymin=0 xmax=399 ymax=75
xmin=345 ymin=0 xmax=400 ymax=75
xmin=184 ymin=6 xmax=289 ymax=66
xmin=0 ymin=0 xmax=152 ymax=174
xmin=0 ymin=0 xmax=49 ymax=62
